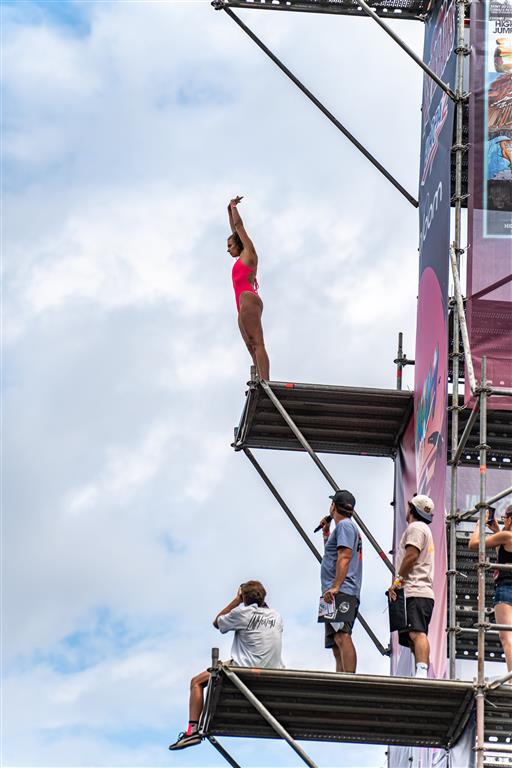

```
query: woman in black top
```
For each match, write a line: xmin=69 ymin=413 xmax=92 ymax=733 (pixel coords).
xmin=469 ymin=504 xmax=512 ymax=677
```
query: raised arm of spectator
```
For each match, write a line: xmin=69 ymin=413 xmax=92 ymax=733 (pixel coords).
xmin=468 ymin=516 xmax=512 ymax=551
xmin=213 ymin=589 xmax=243 ymax=629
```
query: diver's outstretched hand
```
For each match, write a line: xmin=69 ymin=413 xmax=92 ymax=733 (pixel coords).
xmin=229 ymin=195 xmax=243 ymax=208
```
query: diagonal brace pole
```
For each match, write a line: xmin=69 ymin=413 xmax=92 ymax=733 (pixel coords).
xmin=207 ymin=736 xmax=243 ymax=768
xmin=450 ymin=400 xmax=480 ymax=466
xmin=458 ymin=486 xmax=512 ymax=521
xmin=217 ymin=4 xmax=418 ymax=208
xmin=221 ymin=664 xmax=319 ymax=768
xmin=356 ymin=0 xmax=456 ymax=101
xmin=243 ymin=447 xmax=390 ymax=656
xmin=450 ymin=245 xmax=477 ymax=395
xmin=243 ymin=447 xmax=323 ymax=562
xmin=260 ymin=380 xmax=394 ymax=573
xmin=487 ymin=670 xmax=512 ymax=689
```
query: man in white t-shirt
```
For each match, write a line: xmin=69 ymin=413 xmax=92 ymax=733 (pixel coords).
xmin=169 ymin=580 xmax=284 ymax=751
xmin=387 ymin=494 xmax=435 ymax=678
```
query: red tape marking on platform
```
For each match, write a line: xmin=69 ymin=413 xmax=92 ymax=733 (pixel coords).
xmin=285 ymin=383 xmax=295 ymax=389
xmin=480 ymin=465 xmax=486 ymax=474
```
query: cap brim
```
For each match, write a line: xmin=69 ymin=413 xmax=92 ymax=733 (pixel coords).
xmin=414 ymin=508 xmax=433 ymax=523
xmin=328 ymin=495 xmax=335 ymax=500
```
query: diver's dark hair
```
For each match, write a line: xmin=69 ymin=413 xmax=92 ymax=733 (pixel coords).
xmin=229 ymin=232 xmax=243 ymax=252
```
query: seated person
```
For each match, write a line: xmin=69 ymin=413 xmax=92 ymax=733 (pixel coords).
xmin=169 ymin=580 xmax=284 ymax=751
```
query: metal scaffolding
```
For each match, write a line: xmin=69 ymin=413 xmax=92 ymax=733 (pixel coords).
xmin=199 ymin=2 xmax=512 ymax=767
xmin=448 ymin=251 xmax=512 ymax=768
xmin=199 ymin=655 xmax=511 ymax=766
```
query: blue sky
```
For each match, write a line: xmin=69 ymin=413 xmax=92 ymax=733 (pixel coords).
xmin=5 ymin=1 xmax=498 ymax=766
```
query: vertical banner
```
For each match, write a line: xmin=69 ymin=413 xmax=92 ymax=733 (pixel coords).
xmin=390 ymin=3 xmax=455 ymax=765
xmin=467 ymin=0 xmax=512 ymax=401
xmin=415 ymin=0 xmax=456 ymax=681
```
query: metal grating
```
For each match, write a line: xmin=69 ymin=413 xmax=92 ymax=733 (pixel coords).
xmin=216 ymin=0 xmax=430 ymax=21
xmin=201 ymin=666 xmax=475 ymax=748
xmin=234 ymin=381 xmax=413 ymax=458
xmin=447 ymin=398 xmax=512 ymax=468
xmin=450 ymin=530 xmax=505 ymax=662
xmin=486 ymin=688 xmax=512 ymax=747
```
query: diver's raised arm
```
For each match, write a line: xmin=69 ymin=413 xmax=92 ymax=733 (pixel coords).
xmin=229 ymin=197 xmax=256 ymax=262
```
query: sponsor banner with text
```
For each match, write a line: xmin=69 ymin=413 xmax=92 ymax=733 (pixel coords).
xmin=467 ymin=0 xmax=512 ymax=403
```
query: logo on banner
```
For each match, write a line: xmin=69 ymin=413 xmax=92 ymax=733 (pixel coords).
xmin=421 ymin=93 xmax=449 ymax=186
xmin=415 ymin=344 xmax=444 ymax=496
xmin=419 ymin=181 xmax=444 ymax=256
xmin=422 ymin=0 xmax=456 ymax=127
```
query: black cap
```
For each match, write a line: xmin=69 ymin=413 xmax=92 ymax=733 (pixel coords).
xmin=329 ymin=490 xmax=356 ymax=509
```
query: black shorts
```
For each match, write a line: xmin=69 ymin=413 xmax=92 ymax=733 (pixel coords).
xmin=398 ymin=597 xmax=434 ymax=648
xmin=324 ymin=600 xmax=360 ymax=649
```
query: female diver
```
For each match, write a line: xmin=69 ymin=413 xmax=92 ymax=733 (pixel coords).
xmin=227 ymin=196 xmax=270 ymax=381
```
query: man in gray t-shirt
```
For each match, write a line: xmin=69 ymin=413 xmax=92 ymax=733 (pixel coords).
xmin=318 ymin=489 xmax=362 ymax=673
xmin=169 ymin=580 xmax=283 ymax=751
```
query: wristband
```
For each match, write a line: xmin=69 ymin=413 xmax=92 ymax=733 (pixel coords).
xmin=393 ymin=576 xmax=404 ymax=589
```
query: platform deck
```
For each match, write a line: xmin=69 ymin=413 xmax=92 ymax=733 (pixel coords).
xmin=234 ymin=381 xmax=413 ymax=458
xmin=201 ymin=666 xmax=478 ymax=749
xmin=218 ymin=0 xmax=430 ymax=22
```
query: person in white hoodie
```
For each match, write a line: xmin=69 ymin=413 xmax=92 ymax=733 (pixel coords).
xmin=387 ymin=494 xmax=435 ymax=679
xmin=169 ymin=580 xmax=284 ymax=751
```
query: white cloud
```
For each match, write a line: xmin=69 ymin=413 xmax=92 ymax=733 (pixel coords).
xmin=67 ymin=422 xmax=174 ymax=514
xmin=3 ymin=2 xmax=469 ymax=767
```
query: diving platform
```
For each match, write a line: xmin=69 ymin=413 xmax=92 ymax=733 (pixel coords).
xmin=201 ymin=664 xmax=477 ymax=749
xmin=233 ymin=380 xmax=512 ymax=467
xmin=234 ymin=380 xmax=413 ymax=458
xmin=215 ymin=0 xmax=431 ymax=22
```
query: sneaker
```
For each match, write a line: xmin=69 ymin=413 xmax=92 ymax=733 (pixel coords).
xmin=169 ymin=731 xmax=203 ymax=751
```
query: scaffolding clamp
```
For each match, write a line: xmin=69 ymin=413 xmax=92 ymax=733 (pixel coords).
xmin=451 ymin=193 xmax=470 ymax=204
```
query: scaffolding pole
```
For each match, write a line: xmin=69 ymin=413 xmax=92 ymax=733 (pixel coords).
xmin=220 ymin=663 xmax=319 ymax=768
xmin=450 ymin=245 xmax=477 ymax=395
xmin=488 ymin=670 xmax=512 ymax=689
xmin=450 ymin=400 xmax=479 ymax=467
xmin=259 ymin=379 xmax=395 ymax=574
xmin=215 ymin=3 xmax=418 ymax=208
xmin=476 ymin=357 xmax=489 ymax=768
xmin=449 ymin=305 xmax=461 ymax=677
xmin=243 ymin=447 xmax=322 ymax=562
xmin=243 ymin=446 xmax=390 ymax=657
xmin=354 ymin=0 xmax=456 ymax=99
xmin=207 ymin=736 xmax=242 ymax=768
xmin=394 ymin=331 xmax=415 ymax=391
xmin=448 ymin=0 xmax=469 ymax=679
xmin=457 ymin=486 xmax=512 ymax=522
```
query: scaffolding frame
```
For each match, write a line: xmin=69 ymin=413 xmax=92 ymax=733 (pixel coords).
xmin=202 ymin=2 xmax=512 ymax=767
xmin=448 ymin=254 xmax=512 ymax=767
xmin=199 ymin=654 xmax=511 ymax=766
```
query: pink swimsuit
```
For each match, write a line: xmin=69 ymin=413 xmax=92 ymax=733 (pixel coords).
xmin=232 ymin=258 xmax=259 ymax=312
